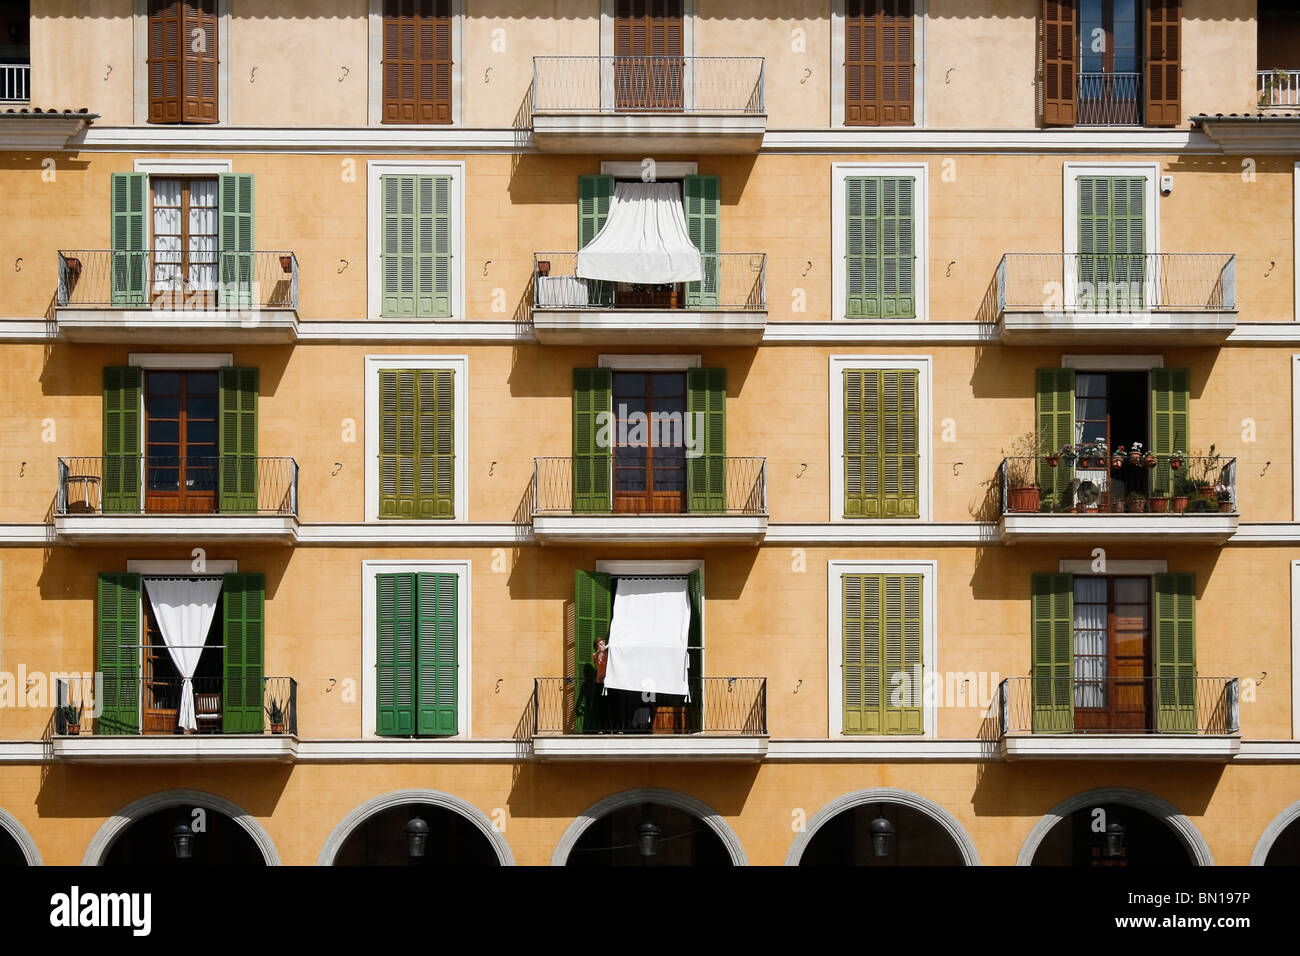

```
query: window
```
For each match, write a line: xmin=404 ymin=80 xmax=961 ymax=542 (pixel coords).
xmin=613 ymin=0 xmax=685 ymax=111
xmin=1077 ymin=175 xmax=1146 ymax=309
xmin=367 ymin=162 xmax=463 ymax=320
xmin=381 ymin=0 xmax=453 ymax=125
xmin=833 ymin=164 xmax=928 ymax=322
xmin=147 ymin=0 xmax=218 ymax=124
xmin=0 ymin=3 xmax=30 ymax=102
xmin=843 ymin=368 xmax=919 ymax=518
xmin=375 ymin=571 xmax=458 ymax=736
xmin=844 ymin=0 xmax=915 ymax=126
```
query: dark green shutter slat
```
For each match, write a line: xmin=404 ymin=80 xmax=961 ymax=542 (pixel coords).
xmin=110 ymin=172 xmax=147 ymax=306
xmin=572 ymin=367 xmax=612 ymax=513
xmin=687 ymin=367 xmax=726 ymax=512
xmin=845 ymin=176 xmax=915 ymax=319
xmin=684 ymin=174 xmax=720 ymax=308
xmin=102 ymin=366 xmax=142 ymax=513
xmin=1031 ymin=572 xmax=1074 ymax=733
xmin=218 ymin=366 xmax=258 ymax=513
xmin=578 ymin=174 xmax=613 ymax=306
xmin=96 ymin=573 xmax=141 ymax=734
xmin=218 ymin=173 xmax=254 ymax=310
xmin=573 ymin=570 xmax=612 ymax=732
xmin=1155 ymin=572 xmax=1197 ymax=733
xmin=416 ymin=572 xmax=458 ymax=735
xmin=376 ymin=572 xmax=417 ymax=735
xmin=844 ymin=369 xmax=918 ymax=518
xmin=1035 ymin=368 xmax=1075 ymax=511
xmin=222 ymin=573 xmax=265 ymax=734
xmin=1151 ymin=368 xmax=1190 ymax=497
xmin=686 ymin=569 xmax=704 ymax=732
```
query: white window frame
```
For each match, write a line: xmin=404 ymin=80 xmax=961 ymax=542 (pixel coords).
xmin=367 ymin=0 xmax=465 ymax=127
xmin=1294 ymin=355 xmax=1300 ymax=522
xmin=366 ymin=161 xmax=466 ymax=321
xmin=133 ymin=0 xmax=232 ymax=126
xmin=597 ymin=353 xmax=701 ymax=370
xmin=599 ymin=161 xmax=698 ymax=179
xmin=1062 ymin=162 xmax=1161 ymax=310
xmin=363 ymin=354 xmax=469 ymax=523
xmin=829 ymin=355 xmax=933 ymax=522
xmin=1292 ymin=560 xmax=1300 ymax=739
xmin=830 ymin=0 xmax=926 ymax=128
xmin=1058 ymin=559 xmax=1166 ymax=576
xmin=599 ymin=0 xmax=697 ymax=111
xmin=361 ymin=559 xmax=472 ymax=739
xmin=827 ymin=559 xmax=937 ymax=738
xmin=1294 ymin=162 xmax=1299 ymax=322
xmin=832 ymin=162 xmax=930 ymax=322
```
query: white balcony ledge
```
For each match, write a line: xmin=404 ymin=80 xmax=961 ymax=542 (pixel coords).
xmin=55 ymin=307 xmax=299 ymax=344
xmin=1000 ymin=734 xmax=1240 ymax=761
xmin=999 ymin=308 xmax=1237 ymax=345
xmin=532 ymin=514 xmax=767 ymax=545
xmin=999 ymin=513 xmax=1237 ymax=544
xmin=532 ymin=308 xmax=766 ymax=345
xmin=50 ymin=734 xmax=298 ymax=764
xmin=54 ymin=513 xmax=299 ymax=545
xmin=531 ymin=112 xmax=766 ymax=153
xmin=531 ymin=734 xmax=767 ymax=761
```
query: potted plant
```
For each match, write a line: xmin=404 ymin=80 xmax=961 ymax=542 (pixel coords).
xmin=1169 ymin=449 xmax=1185 ymax=471
xmin=1045 ymin=452 xmax=1060 ymax=467
xmin=278 ymin=254 xmax=294 ymax=274
xmin=1216 ymin=486 xmax=1234 ymax=513
xmin=1111 ymin=446 xmax=1125 ymax=471
xmin=1171 ymin=474 xmax=1196 ymax=512
xmin=1189 ymin=444 xmax=1224 ymax=499
xmin=266 ymin=698 xmax=287 ymax=735
xmin=60 ymin=704 xmax=82 ymax=735
xmin=1004 ymin=432 xmax=1042 ymax=512
xmin=1110 ymin=492 xmax=1126 ymax=513
xmin=1143 ymin=451 xmax=1157 ymax=468
xmin=1149 ymin=490 xmax=1169 ymax=512
xmin=1127 ymin=442 xmax=1144 ymax=466
xmin=1125 ymin=491 xmax=1148 ymax=513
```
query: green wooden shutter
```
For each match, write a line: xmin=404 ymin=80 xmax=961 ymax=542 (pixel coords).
xmin=843 ymin=369 xmax=918 ymax=518
xmin=1150 ymin=367 xmax=1190 ymax=497
xmin=879 ymin=177 xmax=915 ymax=318
xmin=687 ymin=367 xmax=726 ymax=513
xmin=845 ymin=177 xmax=878 ymax=318
xmin=686 ymin=568 xmax=704 ymax=732
xmin=376 ymin=572 xmax=417 ymax=735
xmin=102 ymin=366 xmax=142 ymax=514
xmin=1035 ymin=368 xmax=1075 ymax=511
xmin=573 ymin=570 xmax=612 ymax=733
xmin=845 ymin=176 xmax=915 ymax=319
xmin=578 ymin=174 xmax=614 ymax=307
xmin=110 ymin=172 xmax=147 ymax=306
xmin=382 ymin=175 xmax=417 ymax=317
xmin=842 ymin=574 xmax=879 ymax=733
xmin=379 ymin=369 xmax=414 ymax=517
xmin=416 ymin=369 xmax=455 ymax=518
xmin=1077 ymin=176 xmax=1145 ymax=310
xmin=843 ymin=369 xmax=877 ymax=516
xmin=416 ymin=572 xmax=458 ymax=735
xmin=1031 ymin=572 xmax=1074 ymax=733
xmin=684 ymin=174 xmax=721 ymax=308
xmin=218 ymin=173 xmax=254 ymax=310
xmin=572 ymin=367 xmax=612 ymax=513
xmin=218 ymin=367 xmax=258 ymax=514
xmin=1155 ymin=572 xmax=1197 ymax=733
xmin=884 ymin=574 xmax=924 ymax=734
xmin=221 ymin=573 xmax=265 ymax=734
xmin=424 ymin=175 xmax=453 ymax=318
xmin=96 ymin=573 xmax=141 ymax=734
xmin=843 ymin=573 xmax=920 ymax=735
xmin=382 ymin=174 xmax=453 ymax=318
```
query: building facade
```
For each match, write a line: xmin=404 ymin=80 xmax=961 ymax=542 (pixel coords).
xmin=1 ymin=0 xmax=1300 ymax=866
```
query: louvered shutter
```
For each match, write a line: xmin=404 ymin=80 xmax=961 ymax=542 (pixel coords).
xmin=379 ymin=369 xmax=454 ymax=519
xmin=417 ymin=368 xmax=455 ymax=518
xmin=880 ymin=177 xmax=915 ymax=317
xmin=96 ymin=573 xmax=141 ymax=734
xmin=382 ymin=176 xmax=417 ymax=317
xmin=222 ymin=573 xmax=265 ymax=734
xmin=687 ymin=368 xmax=726 ymax=513
xmin=683 ymin=175 xmax=720 ymax=308
xmin=845 ymin=0 xmax=913 ymax=126
xmin=376 ymin=572 xmax=417 ymax=735
xmin=845 ymin=177 xmax=879 ymax=317
xmin=843 ymin=369 xmax=918 ymax=518
xmin=1035 ymin=368 xmax=1075 ymax=510
xmin=218 ymin=173 xmax=254 ymax=310
xmin=578 ymin=174 xmax=614 ymax=307
xmin=843 ymin=369 xmax=878 ymax=516
xmin=218 ymin=367 xmax=258 ymax=513
xmin=379 ymin=369 xmax=411 ymax=517
xmin=381 ymin=175 xmax=453 ymax=319
xmin=416 ymin=572 xmax=458 ymax=735
xmin=1154 ymin=573 xmax=1197 ymax=732
xmin=382 ymin=0 xmax=453 ymax=125
xmin=425 ymin=175 xmax=453 ymax=317
xmin=1081 ymin=176 xmax=1146 ymax=310
xmin=147 ymin=0 xmax=183 ymax=123
xmin=1150 ymin=367 xmax=1190 ymax=498
xmin=181 ymin=0 xmax=218 ymax=123
xmin=1077 ymin=175 xmax=1107 ymax=306
xmin=110 ymin=173 xmax=148 ymax=306
xmin=102 ymin=366 xmax=143 ymax=514
xmin=845 ymin=176 xmax=915 ymax=319
xmin=572 ymin=367 xmax=612 ymax=513
xmin=1145 ymin=0 xmax=1181 ymax=128
xmin=842 ymin=573 xmax=881 ymax=733
xmin=1042 ymin=0 xmax=1077 ymax=126
xmin=573 ymin=570 xmax=612 ymax=732
xmin=614 ymin=0 xmax=684 ymax=110
xmin=1031 ymin=572 xmax=1075 ymax=732
xmin=686 ymin=569 xmax=704 ymax=732
xmin=883 ymin=573 xmax=924 ymax=733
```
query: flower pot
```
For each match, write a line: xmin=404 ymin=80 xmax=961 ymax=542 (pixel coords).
xmin=1111 ymin=457 xmax=1124 ymax=471
xmin=1149 ymin=496 xmax=1169 ymax=513
xmin=1170 ymin=457 xmax=1183 ymax=470
xmin=1128 ymin=451 xmax=1141 ymax=465
xmin=279 ymin=255 xmax=294 ymax=273
xmin=1127 ymin=499 xmax=1148 ymax=513
xmin=1008 ymin=486 xmax=1041 ymax=513
xmin=1219 ymin=500 xmax=1233 ymax=513
xmin=270 ymin=722 xmax=285 ymax=735
xmin=1143 ymin=454 xmax=1157 ymax=468
xmin=1110 ymin=498 xmax=1126 ymax=513
xmin=1045 ymin=456 xmax=1059 ymax=468
xmin=1171 ymin=496 xmax=1189 ymax=513
xmin=67 ymin=724 xmax=80 ymax=736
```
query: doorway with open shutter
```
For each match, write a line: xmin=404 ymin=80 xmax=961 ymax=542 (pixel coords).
xmin=612 ymin=371 xmax=687 ymax=513
xmin=144 ymin=370 xmax=218 ymax=514
xmin=1071 ymin=575 xmax=1152 ymax=732
xmin=141 ymin=587 xmax=224 ymax=735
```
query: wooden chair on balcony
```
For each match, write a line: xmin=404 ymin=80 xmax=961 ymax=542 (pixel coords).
xmin=194 ymin=692 xmax=222 ymax=735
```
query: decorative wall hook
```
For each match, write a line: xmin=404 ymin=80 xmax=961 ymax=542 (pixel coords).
xmin=1259 ymin=671 xmax=1268 ymax=683
xmin=483 ymin=260 xmax=492 ymax=275
xmin=331 ymin=461 xmax=342 ymax=476
xmin=1261 ymin=460 xmax=1271 ymax=477
xmin=338 ymin=66 xmax=350 ymax=82
xmin=325 ymin=678 xmax=337 ymax=693
xmin=796 ymin=463 xmax=807 ymax=478
xmin=952 ymin=461 xmax=963 ymax=475
xmin=945 ymin=67 xmax=955 ymax=84
xmin=1265 ymin=260 xmax=1276 ymax=277
xmin=802 ymin=260 xmax=812 ymax=277
xmin=19 ymin=461 xmax=25 ymax=477
xmin=801 ymin=68 xmax=811 ymax=84
xmin=249 ymin=66 xmax=258 ymax=83
xmin=104 ymin=65 xmax=113 ymax=81
xmin=485 ymin=67 xmax=493 ymax=83
xmin=14 ymin=257 xmax=21 ymax=272
xmin=946 ymin=260 xmax=956 ymax=277
xmin=489 ymin=461 xmax=497 ymax=476
xmin=794 ymin=679 xmax=803 ymax=694
xmin=337 ymin=259 xmax=348 ymax=274
xmin=495 ymin=678 xmax=504 ymax=694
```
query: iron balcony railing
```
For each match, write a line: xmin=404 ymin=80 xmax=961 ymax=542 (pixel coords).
xmin=997 ymin=677 xmax=1239 ymax=736
xmin=1076 ymin=71 xmax=1142 ymax=126
xmin=56 ymin=250 xmax=299 ymax=311
xmin=56 ymin=456 xmax=299 ymax=517
xmin=999 ymin=454 xmax=1237 ymax=516
xmin=532 ymin=55 xmax=764 ymax=115
xmin=996 ymin=253 xmax=1236 ymax=314
xmin=1259 ymin=69 xmax=1300 ymax=107
xmin=54 ymin=676 xmax=298 ymax=736
xmin=532 ymin=677 xmax=767 ymax=736
xmin=533 ymin=252 xmax=766 ymax=312
xmin=0 ymin=62 xmax=29 ymax=102
xmin=532 ymin=456 xmax=766 ymax=517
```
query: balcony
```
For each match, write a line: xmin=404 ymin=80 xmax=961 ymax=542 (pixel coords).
xmin=530 ymin=56 xmax=765 ymax=153
xmin=530 ymin=676 xmax=767 ymax=761
xmin=1259 ymin=69 xmax=1300 ymax=108
xmin=1075 ymin=72 xmax=1142 ymax=126
xmin=993 ymin=253 xmax=1237 ymax=343
xmin=0 ymin=62 xmax=28 ymax=102
xmin=996 ymin=677 xmax=1240 ymax=761
xmin=55 ymin=250 xmax=300 ymax=343
xmin=531 ymin=456 xmax=767 ymax=544
xmin=54 ymin=456 xmax=299 ymax=544
xmin=532 ymin=252 xmax=766 ymax=343
xmin=997 ymin=454 xmax=1238 ymax=544
xmin=51 ymin=677 xmax=298 ymax=763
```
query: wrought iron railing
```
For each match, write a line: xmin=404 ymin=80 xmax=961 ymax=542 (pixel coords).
xmin=1259 ymin=69 xmax=1300 ymax=107
xmin=997 ymin=677 xmax=1239 ymax=736
xmin=999 ymin=455 xmax=1237 ymax=515
xmin=532 ymin=676 xmax=766 ymax=735
xmin=532 ymin=56 xmax=764 ymax=114
xmin=533 ymin=252 xmax=766 ymax=312
xmin=0 ymin=62 xmax=28 ymax=102
xmin=54 ymin=676 xmax=298 ymax=736
xmin=995 ymin=253 xmax=1236 ymax=314
xmin=56 ymin=250 xmax=299 ymax=311
xmin=532 ymin=456 xmax=766 ymax=516
xmin=1076 ymin=71 xmax=1142 ymax=125
xmin=56 ymin=456 xmax=299 ymax=517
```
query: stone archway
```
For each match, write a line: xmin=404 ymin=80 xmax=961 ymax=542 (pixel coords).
xmin=0 ymin=806 xmax=41 ymax=865
xmin=1251 ymin=798 xmax=1300 ymax=865
xmin=552 ymin=788 xmax=746 ymax=866
xmin=785 ymin=787 xmax=980 ymax=866
xmin=318 ymin=789 xmax=514 ymax=866
xmin=83 ymin=789 xmax=280 ymax=866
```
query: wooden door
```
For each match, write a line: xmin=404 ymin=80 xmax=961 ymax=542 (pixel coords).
xmin=614 ymin=0 xmax=684 ymax=111
xmin=1077 ymin=0 xmax=1142 ymax=124
xmin=145 ymin=371 xmax=219 ymax=513
xmin=142 ymin=606 xmax=179 ymax=735
xmin=1074 ymin=576 xmax=1152 ymax=731
xmin=612 ymin=372 xmax=687 ymax=513
xmin=150 ymin=177 xmax=218 ymax=308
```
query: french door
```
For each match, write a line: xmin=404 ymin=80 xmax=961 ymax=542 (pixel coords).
xmin=1077 ymin=0 xmax=1142 ymax=124
xmin=612 ymin=371 xmax=687 ymax=513
xmin=613 ymin=0 xmax=684 ymax=111
xmin=144 ymin=370 xmax=219 ymax=513
xmin=150 ymin=177 xmax=219 ymax=307
xmin=1072 ymin=575 xmax=1152 ymax=731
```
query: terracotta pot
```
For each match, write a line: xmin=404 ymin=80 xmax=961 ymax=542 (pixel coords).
xmin=1128 ymin=499 xmax=1148 ymax=513
xmin=67 ymin=724 xmax=80 ymax=736
xmin=1111 ymin=457 xmax=1124 ymax=471
xmin=1128 ymin=451 xmax=1141 ymax=464
xmin=1008 ymin=486 xmax=1041 ymax=513
xmin=1171 ymin=496 xmax=1189 ymax=513
xmin=1170 ymin=457 xmax=1183 ymax=470
xmin=271 ymin=722 xmax=285 ymax=735
xmin=1219 ymin=500 xmax=1233 ymax=513
xmin=1149 ymin=496 xmax=1169 ymax=513
xmin=279 ymin=255 xmax=293 ymax=273
xmin=1110 ymin=499 xmax=1126 ymax=513
xmin=1143 ymin=454 xmax=1157 ymax=468
xmin=1045 ymin=456 xmax=1059 ymax=467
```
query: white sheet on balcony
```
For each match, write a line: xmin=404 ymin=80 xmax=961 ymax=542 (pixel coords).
xmin=144 ymin=577 xmax=223 ymax=732
xmin=576 ymin=182 xmax=703 ymax=284
xmin=603 ymin=575 xmax=692 ymax=699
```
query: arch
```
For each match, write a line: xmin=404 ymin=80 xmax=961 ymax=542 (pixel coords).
xmin=83 ymin=789 xmax=280 ymax=866
xmin=1016 ymin=786 xmax=1213 ymax=866
xmin=785 ymin=787 xmax=980 ymax=866
xmin=1251 ymin=798 xmax=1300 ymax=865
xmin=551 ymin=787 xmax=746 ymax=866
xmin=0 ymin=806 xmax=42 ymax=865
xmin=318 ymin=788 xmax=514 ymax=866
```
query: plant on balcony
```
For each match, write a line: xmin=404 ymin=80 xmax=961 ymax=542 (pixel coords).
xmin=265 ymin=698 xmax=287 ymax=735
xmin=59 ymin=704 xmax=82 ymax=735
xmin=1125 ymin=490 xmax=1148 ymax=513
xmin=1171 ymin=473 xmax=1195 ymax=512
xmin=1111 ymin=446 xmax=1125 ymax=471
xmin=1169 ymin=449 xmax=1185 ymax=471
xmin=1216 ymin=485 xmax=1234 ymax=513
xmin=1004 ymin=431 xmax=1041 ymax=512
xmin=1058 ymin=440 xmax=1108 ymax=470
xmin=1127 ymin=441 xmax=1144 ymax=466
xmin=1187 ymin=444 xmax=1226 ymax=499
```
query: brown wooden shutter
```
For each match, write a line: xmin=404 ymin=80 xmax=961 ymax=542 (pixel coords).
xmin=147 ymin=0 xmax=183 ymax=123
xmin=1042 ymin=0 xmax=1077 ymax=126
xmin=148 ymin=0 xmax=217 ymax=124
xmin=383 ymin=0 xmax=453 ymax=125
xmin=1145 ymin=0 xmax=1181 ymax=127
xmin=845 ymin=0 xmax=914 ymax=127
xmin=614 ymin=0 xmax=684 ymax=58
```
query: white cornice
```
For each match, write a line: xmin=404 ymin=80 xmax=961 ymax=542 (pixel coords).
xmin=296 ymin=523 xmax=532 ymax=544
xmin=765 ymin=738 xmax=995 ymax=760
xmin=0 ymin=113 xmax=97 ymax=150
xmin=765 ymin=522 xmax=996 ymax=543
xmin=759 ymin=128 xmax=1209 ymax=153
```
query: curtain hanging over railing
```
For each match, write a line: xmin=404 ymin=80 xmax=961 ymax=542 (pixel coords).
xmin=576 ymin=182 xmax=703 ymax=284
xmin=602 ymin=575 xmax=692 ymax=698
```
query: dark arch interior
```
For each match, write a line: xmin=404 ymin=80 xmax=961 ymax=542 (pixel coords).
xmin=1032 ymin=802 xmax=1193 ymax=867
xmin=333 ymin=803 xmax=500 ymax=866
xmin=1264 ymin=815 xmax=1300 ymax=865
xmin=103 ymin=806 xmax=265 ymax=866
xmin=800 ymin=803 xmax=966 ymax=866
xmin=567 ymin=802 xmax=732 ymax=866
xmin=0 ymin=825 xmax=27 ymax=866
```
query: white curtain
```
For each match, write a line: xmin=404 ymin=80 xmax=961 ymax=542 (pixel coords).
xmin=144 ymin=577 xmax=223 ymax=732
xmin=576 ymin=182 xmax=703 ymax=284
xmin=1072 ymin=578 xmax=1108 ymax=708
xmin=603 ymin=576 xmax=692 ymax=699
